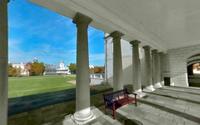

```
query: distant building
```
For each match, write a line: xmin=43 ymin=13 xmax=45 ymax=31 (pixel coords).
xmin=89 ymin=65 xmax=94 ymax=69
xmin=56 ymin=61 xmax=71 ymax=75
xmin=12 ymin=62 xmax=29 ymax=76
xmin=44 ymin=62 xmax=71 ymax=75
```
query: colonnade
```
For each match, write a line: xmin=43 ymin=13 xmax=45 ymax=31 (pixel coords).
xmin=0 ymin=4 xmax=163 ymax=123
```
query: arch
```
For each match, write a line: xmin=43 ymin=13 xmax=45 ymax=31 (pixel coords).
xmin=187 ymin=53 xmax=200 ymax=66
xmin=186 ymin=53 xmax=200 ymax=87
xmin=184 ymin=49 xmax=200 ymax=62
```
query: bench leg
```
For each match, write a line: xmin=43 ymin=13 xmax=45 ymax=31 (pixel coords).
xmin=134 ymin=95 xmax=137 ymax=106
xmin=112 ymin=109 xmax=116 ymax=119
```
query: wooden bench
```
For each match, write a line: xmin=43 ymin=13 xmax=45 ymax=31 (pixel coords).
xmin=103 ymin=89 xmax=137 ymax=119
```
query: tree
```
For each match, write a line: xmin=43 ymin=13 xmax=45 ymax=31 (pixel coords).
xmin=94 ymin=67 xmax=102 ymax=73
xmin=27 ymin=62 xmax=45 ymax=76
xmin=90 ymin=66 xmax=105 ymax=74
xmin=69 ymin=63 xmax=77 ymax=74
xmin=8 ymin=65 xmax=21 ymax=77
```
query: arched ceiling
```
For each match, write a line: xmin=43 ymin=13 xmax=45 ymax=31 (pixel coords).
xmin=30 ymin=0 xmax=200 ymax=52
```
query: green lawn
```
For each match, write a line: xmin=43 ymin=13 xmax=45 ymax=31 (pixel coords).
xmin=9 ymin=75 xmax=76 ymax=98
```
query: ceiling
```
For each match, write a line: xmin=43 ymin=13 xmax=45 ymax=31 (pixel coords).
xmin=30 ymin=0 xmax=200 ymax=51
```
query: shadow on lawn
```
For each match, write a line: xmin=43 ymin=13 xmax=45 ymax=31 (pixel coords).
xmin=9 ymin=84 xmax=112 ymax=116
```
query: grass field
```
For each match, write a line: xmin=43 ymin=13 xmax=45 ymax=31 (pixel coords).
xmin=9 ymin=75 xmax=76 ymax=98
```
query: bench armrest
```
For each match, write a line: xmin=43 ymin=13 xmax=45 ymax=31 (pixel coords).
xmin=125 ymin=90 xmax=137 ymax=106
xmin=131 ymin=92 xmax=137 ymax=96
xmin=125 ymin=89 xmax=137 ymax=96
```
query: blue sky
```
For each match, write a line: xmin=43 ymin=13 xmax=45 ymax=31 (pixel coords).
xmin=8 ymin=0 xmax=105 ymax=66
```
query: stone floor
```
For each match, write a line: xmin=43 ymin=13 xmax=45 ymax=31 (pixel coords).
xmin=117 ymin=86 xmax=200 ymax=125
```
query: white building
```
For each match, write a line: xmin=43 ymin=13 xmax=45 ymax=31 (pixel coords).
xmin=44 ymin=62 xmax=71 ymax=75
xmin=11 ymin=62 xmax=29 ymax=76
xmin=56 ymin=62 xmax=71 ymax=75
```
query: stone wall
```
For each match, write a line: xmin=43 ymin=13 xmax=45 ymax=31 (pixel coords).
xmin=167 ymin=44 xmax=200 ymax=87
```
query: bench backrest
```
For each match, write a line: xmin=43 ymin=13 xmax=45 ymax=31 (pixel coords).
xmin=103 ymin=89 xmax=129 ymax=103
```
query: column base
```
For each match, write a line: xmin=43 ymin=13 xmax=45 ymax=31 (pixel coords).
xmin=143 ymin=85 xmax=155 ymax=92
xmin=134 ymin=89 xmax=146 ymax=98
xmin=154 ymin=82 xmax=162 ymax=88
xmin=161 ymin=81 xmax=164 ymax=86
xmin=70 ymin=107 xmax=95 ymax=125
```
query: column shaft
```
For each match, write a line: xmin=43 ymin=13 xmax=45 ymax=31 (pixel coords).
xmin=155 ymin=52 xmax=162 ymax=88
xmin=0 ymin=1 xmax=8 ymax=125
xmin=76 ymin=22 xmax=90 ymax=111
xmin=157 ymin=53 xmax=161 ymax=83
xmin=143 ymin=46 xmax=155 ymax=92
xmin=152 ymin=50 xmax=158 ymax=86
xmin=152 ymin=50 xmax=162 ymax=88
xmin=130 ymin=41 xmax=141 ymax=92
xmin=110 ymin=31 xmax=123 ymax=91
xmin=159 ymin=52 xmax=164 ymax=85
xmin=72 ymin=13 xmax=94 ymax=124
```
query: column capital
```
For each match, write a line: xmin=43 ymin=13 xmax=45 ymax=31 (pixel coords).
xmin=143 ymin=45 xmax=151 ymax=50
xmin=73 ymin=13 xmax=92 ymax=26
xmin=152 ymin=49 xmax=158 ymax=54
xmin=110 ymin=31 xmax=124 ymax=39
xmin=130 ymin=40 xmax=141 ymax=46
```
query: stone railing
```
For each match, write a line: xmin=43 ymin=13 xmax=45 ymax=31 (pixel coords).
xmin=90 ymin=73 xmax=105 ymax=85
xmin=90 ymin=73 xmax=104 ymax=79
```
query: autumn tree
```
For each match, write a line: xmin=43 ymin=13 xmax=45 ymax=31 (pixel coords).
xmin=27 ymin=62 xmax=45 ymax=76
xmin=8 ymin=64 xmax=21 ymax=77
xmin=90 ymin=66 xmax=105 ymax=74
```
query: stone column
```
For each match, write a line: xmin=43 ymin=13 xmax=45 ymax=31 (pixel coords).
xmin=152 ymin=49 xmax=158 ymax=86
xmin=155 ymin=52 xmax=162 ymax=88
xmin=104 ymin=34 xmax=109 ymax=84
xmin=130 ymin=40 xmax=145 ymax=97
xmin=143 ymin=46 xmax=155 ymax=92
xmin=0 ymin=1 xmax=8 ymax=125
xmin=152 ymin=50 xmax=162 ymax=88
xmin=110 ymin=31 xmax=124 ymax=91
xmin=159 ymin=52 xmax=165 ymax=85
xmin=72 ymin=13 xmax=94 ymax=124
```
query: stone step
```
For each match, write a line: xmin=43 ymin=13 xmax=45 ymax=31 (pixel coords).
xmin=139 ymin=94 xmax=200 ymax=124
xmin=117 ymin=103 xmax=199 ymax=125
xmin=162 ymin=86 xmax=200 ymax=95
xmin=149 ymin=88 xmax=200 ymax=104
